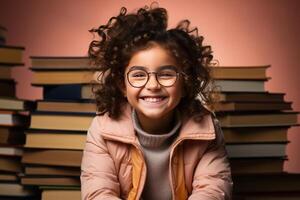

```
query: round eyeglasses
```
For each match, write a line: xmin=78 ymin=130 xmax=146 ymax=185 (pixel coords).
xmin=127 ymin=68 xmax=182 ymax=88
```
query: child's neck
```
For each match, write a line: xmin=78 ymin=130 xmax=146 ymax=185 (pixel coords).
xmin=136 ymin=111 xmax=176 ymax=135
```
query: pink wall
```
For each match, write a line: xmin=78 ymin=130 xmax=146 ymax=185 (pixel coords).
xmin=1 ymin=0 xmax=299 ymax=172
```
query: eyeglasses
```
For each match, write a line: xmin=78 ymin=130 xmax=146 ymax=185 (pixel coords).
xmin=127 ymin=67 xmax=182 ymax=88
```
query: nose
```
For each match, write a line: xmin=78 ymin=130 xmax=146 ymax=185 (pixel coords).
xmin=145 ymin=73 xmax=160 ymax=90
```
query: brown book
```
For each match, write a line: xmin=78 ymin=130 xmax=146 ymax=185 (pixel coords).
xmin=0 ymin=80 xmax=15 ymax=97
xmin=0 ymin=97 xmax=36 ymax=111
xmin=0 ymin=111 xmax=29 ymax=127
xmin=22 ymin=149 xmax=82 ymax=167
xmin=30 ymin=113 xmax=94 ymax=131
xmin=210 ymin=65 xmax=269 ymax=80
xmin=21 ymin=176 xmax=80 ymax=186
xmin=0 ymin=173 xmax=18 ymax=182
xmin=25 ymin=130 xmax=86 ymax=150
xmin=218 ymin=112 xmax=298 ymax=127
xmin=0 ymin=45 xmax=24 ymax=65
xmin=0 ymin=126 xmax=25 ymax=145
xmin=223 ymin=127 xmax=289 ymax=143
xmin=25 ymin=165 xmax=80 ymax=176
xmin=0 ymin=156 xmax=22 ymax=172
xmin=0 ymin=182 xmax=35 ymax=196
xmin=0 ymin=67 xmax=12 ymax=79
xmin=36 ymin=100 xmax=96 ymax=113
xmin=30 ymin=56 xmax=94 ymax=70
xmin=233 ymin=173 xmax=300 ymax=193
xmin=215 ymin=101 xmax=292 ymax=112
xmin=31 ymin=70 xmax=96 ymax=85
xmin=230 ymin=158 xmax=285 ymax=174
xmin=42 ymin=189 xmax=81 ymax=200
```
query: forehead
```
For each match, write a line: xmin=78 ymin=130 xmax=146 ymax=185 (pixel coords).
xmin=126 ymin=44 xmax=178 ymax=71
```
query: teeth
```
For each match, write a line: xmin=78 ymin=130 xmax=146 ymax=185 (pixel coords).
xmin=143 ymin=97 xmax=164 ymax=102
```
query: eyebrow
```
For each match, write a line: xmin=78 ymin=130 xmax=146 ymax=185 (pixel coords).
xmin=128 ymin=65 xmax=178 ymax=71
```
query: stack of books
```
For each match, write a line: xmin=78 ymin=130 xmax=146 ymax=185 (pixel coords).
xmin=211 ymin=65 xmax=299 ymax=199
xmin=0 ymin=26 xmax=37 ymax=199
xmin=22 ymin=56 xmax=97 ymax=200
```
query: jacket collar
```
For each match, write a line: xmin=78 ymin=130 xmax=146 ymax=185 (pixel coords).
xmin=98 ymin=104 xmax=216 ymax=143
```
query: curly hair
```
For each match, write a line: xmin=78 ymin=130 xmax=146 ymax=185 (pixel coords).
xmin=88 ymin=3 xmax=215 ymax=120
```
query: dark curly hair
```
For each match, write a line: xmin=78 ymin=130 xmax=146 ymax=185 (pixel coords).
xmin=89 ymin=3 xmax=215 ymax=120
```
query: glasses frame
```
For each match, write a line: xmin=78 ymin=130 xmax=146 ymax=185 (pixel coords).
xmin=126 ymin=68 xmax=184 ymax=88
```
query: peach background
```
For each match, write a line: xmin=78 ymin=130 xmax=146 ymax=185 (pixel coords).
xmin=0 ymin=0 xmax=299 ymax=172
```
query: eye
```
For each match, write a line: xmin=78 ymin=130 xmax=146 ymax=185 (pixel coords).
xmin=129 ymin=70 xmax=147 ymax=78
xmin=158 ymin=70 xmax=177 ymax=78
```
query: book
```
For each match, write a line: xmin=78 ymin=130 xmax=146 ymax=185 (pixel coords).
xmin=36 ymin=100 xmax=96 ymax=114
xmin=210 ymin=65 xmax=269 ymax=80
xmin=215 ymin=101 xmax=292 ymax=112
xmin=22 ymin=149 xmax=82 ymax=167
xmin=0 ymin=45 xmax=24 ymax=65
xmin=0 ymin=183 xmax=35 ymax=196
xmin=31 ymin=70 xmax=95 ymax=85
xmin=0 ymin=146 xmax=23 ymax=156
xmin=0 ymin=97 xmax=36 ymax=111
xmin=43 ymin=84 xmax=93 ymax=100
xmin=0 ymin=111 xmax=29 ymax=127
xmin=0 ymin=173 xmax=18 ymax=182
xmin=233 ymin=173 xmax=300 ymax=193
xmin=30 ymin=112 xmax=94 ymax=131
xmin=25 ymin=165 xmax=80 ymax=176
xmin=223 ymin=126 xmax=289 ymax=143
xmin=235 ymin=193 xmax=300 ymax=200
xmin=0 ymin=126 xmax=25 ymax=145
xmin=41 ymin=189 xmax=80 ymax=200
xmin=214 ymin=92 xmax=285 ymax=102
xmin=0 ymin=156 xmax=21 ymax=172
xmin=218 ymin=112 xmax=298 ymax=127
xmin=230 ymin=158 xmax=285 ymax=174
xmin=0 ymin=67 xmax=12 ymax=79
xmin=226 ymin=143 xmax=287 ymax=158
xmin=21 ymin=176 xmax=80 ymax=186
xmin=0 ymin=79 xmax=15 ymax=97
xmin=214 ymin=80 xmax=265 ymax=92
xmin=25 ymin=131 xmax=86 ymax=150
xmin=30 ymin=56 xmax=94 ymax=70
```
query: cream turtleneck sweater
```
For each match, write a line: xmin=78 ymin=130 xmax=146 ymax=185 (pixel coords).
xmin=132 ymin=110 xmax=181 ymax=200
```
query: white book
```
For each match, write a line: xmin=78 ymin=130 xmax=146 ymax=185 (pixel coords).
xmin=0 ymin=146 xmax=23 ymax=156
xmin=214 ymin=80 xmax=265 ymax=92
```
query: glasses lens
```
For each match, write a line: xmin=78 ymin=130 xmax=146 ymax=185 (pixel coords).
xmin=157 ymin=69 xmax=177 ymax=86
xmin=128 ymin=69 xmax=148 ymax=87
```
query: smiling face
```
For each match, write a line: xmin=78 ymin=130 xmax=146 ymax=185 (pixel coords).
xmin=124 ymin=43 xmax=184 ymax=130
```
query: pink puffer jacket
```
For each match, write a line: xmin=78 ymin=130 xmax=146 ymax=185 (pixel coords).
xmin=81 ymin=106 xmax=233 ymax=200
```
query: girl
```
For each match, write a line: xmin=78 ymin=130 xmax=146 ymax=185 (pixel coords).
xmin=81 ymin=3 xmax=233 ymax=200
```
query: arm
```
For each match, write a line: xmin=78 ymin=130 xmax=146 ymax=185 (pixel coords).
xmin=81 ymin=117 xmax=122 ymax=200
xmin=188 ymin=118 xmax=233 ymax=200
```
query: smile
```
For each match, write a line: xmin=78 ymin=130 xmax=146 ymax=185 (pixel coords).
xmin=142 ymin=97 xmax=166 ymax=102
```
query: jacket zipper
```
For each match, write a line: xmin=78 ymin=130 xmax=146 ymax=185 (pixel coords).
xmin=101 ymin=133 xmax=147 ymax=200
xmin=169 ymin=135 xmax=215 ymax=200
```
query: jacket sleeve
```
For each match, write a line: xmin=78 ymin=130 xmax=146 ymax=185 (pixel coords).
xmin=188 ymin=117 xmax=233 ymax=200
xmin=81 ymin=117 xmax=122 ymax=200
